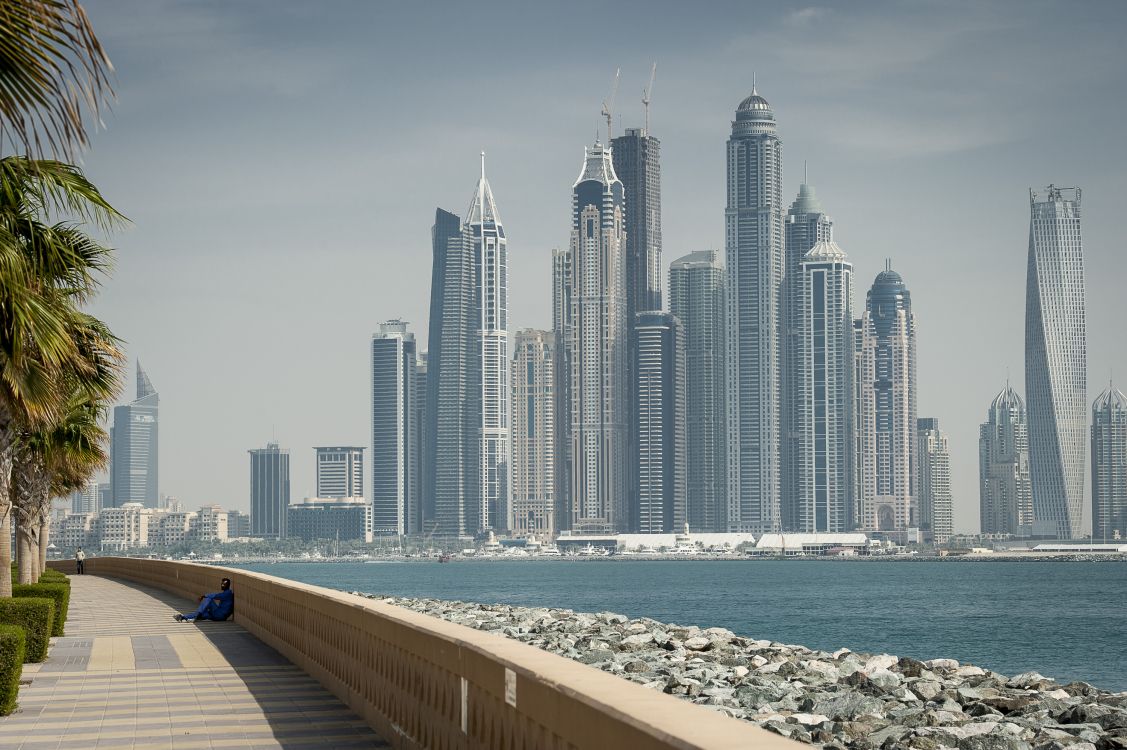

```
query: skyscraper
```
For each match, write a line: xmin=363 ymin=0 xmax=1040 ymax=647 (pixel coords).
xmin=795 ymin=240 xmax=854 ymax=533
xmin=110 ymin=361 xmax=159 ymax=507
xmin=633 ymin=312 xmax=686 ymax=533
xmin=315 ymin=446 xmax=364 ymax=499
xmin=566 ymin=141 xmax=628 ymax=533
xmin=669 ymin=250 xmax=727 ymax=532
xmin=725 ymin=87 xmax=784 ymax=533
xmin=979 ymin=384 xmax=1033 ymax=537
xmin=552 ymin=248 xmax=573 ymax=532
xmin=857 ymin=265 xmax=917 ymax=531
xmin=511 ymin=329 xmax=555 ymax=537
xmin=414 ymin=350 xmax=428 ymax=529
xmin=249 ymin=442 xmax=289 ymax=539
xmin=1025 ymin=186 xmax=1086 ymax=539
xmin=424 ymin=207 xmax=462 ymax=531
xmin=371 ymin=320 xmax=418 ymax=536
xmin=467 ymin=154 xmax=510 ymax=532
xmin=1091 ymin=384 xmax=1127 ymax=542
xmin=783 ymin=180 xmax=833 ymax=530
xmin=917 ymin=418 xmax=953 ymax=545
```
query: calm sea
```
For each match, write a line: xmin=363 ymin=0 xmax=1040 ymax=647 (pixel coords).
xmin=231 ymin=559 xmax=1127 ymax=692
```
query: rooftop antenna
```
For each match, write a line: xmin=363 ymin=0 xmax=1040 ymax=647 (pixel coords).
xmin=601 ymin=67 xmax=620 ymax=143
xmin=804 ymin=160 xmax=808 ymax=184
xmin=642 ymin=62 xmax=657 ymax=134
xmin=752 ymin=71 xmax=757 ymax=95
xmin=480 ymin=150 xmax=485 ymax=181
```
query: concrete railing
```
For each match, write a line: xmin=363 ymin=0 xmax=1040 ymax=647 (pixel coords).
xmin=51 ymin=557 xmax=800 ymax=750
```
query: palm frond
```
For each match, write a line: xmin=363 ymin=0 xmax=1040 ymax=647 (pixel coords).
xmin=0 ymin=0 xmax=114 ymax=161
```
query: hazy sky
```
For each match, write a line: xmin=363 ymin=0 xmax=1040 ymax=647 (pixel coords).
xmin=79 ymin=0 xmax=1126 ymax=532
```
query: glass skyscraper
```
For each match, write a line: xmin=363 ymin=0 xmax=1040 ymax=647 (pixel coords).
xmin=315 ymin=446 xmax=364 ymax=499
xmin=917 ymin=417 xmax=953 ymax=545
xmin=511 ymin=329 xmax=555 ymax=537
xmin=669 ymin=250 xmax=727 ymax=532
xmin=371 ymin=320 xmax=418 ymax=536
xmin=1025 ymin=186 xmax=1086 ymax=539
xmin=249 ymin=442 xmax=289 ymax=539
xmin=725 ymin=87 xmax=784 ymax=533
xmin=110 ymin=361 xmax=159 ymax=508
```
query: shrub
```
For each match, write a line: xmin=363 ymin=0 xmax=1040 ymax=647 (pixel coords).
xmin=38 ymin=569 xmax=69 ymax=585
xmin=0 ymin=624 xmax=25 ymax=715
xmin=13 ymin=583 xmax=69 ymax=636
xmin=0 ymin=598 xmax=53 ymax=663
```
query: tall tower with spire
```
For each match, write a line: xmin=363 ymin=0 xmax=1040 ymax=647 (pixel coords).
xmin=1026 ymin=185 xmax=1086 ymax=539
xmin=725 ymin=84 xmax=784 ymax=533
xmin=466 ymin=153 xmax=510 ymax=531
xmin=562 ymin=141 xmax=628 ymax=532
xmin=782 ymin=172 xmax=834 ymax=530
xmin=110 ymin=361 xmax=159 ymax=507
xmin=1091 ymin=383 xmax=1127 ymax=542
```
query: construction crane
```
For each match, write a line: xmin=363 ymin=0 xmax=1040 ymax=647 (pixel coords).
xmin=642 ymin=62 xmax=657 ymax=135
xmin=600 ymin=68 xmax=620 ymax=143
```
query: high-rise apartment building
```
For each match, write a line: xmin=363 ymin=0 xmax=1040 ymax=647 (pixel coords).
xmin=857 ymin=265 xmax=917 ymax=531
xmin=1026 ymin=186 xmax=1086 ymax=539
xmin=71 ymin=479 xmax=99 ymax=515
xmin=249 ymin=442 xmax=289 ymax=539
xmin=552 ymin=248 xmax=573 ymax=532
xmin=1091 ymin=385 xmax=1127 ymax=542
xmin=669 ymin=250 xmax=727 ymax=532
xmin=979 ymin=384 xmax=1033 ymax=536
xmin=795 ymin=241 xmax=854 ymax=533
xmin=110 ymin=362 xmax=159 ymax=507
xmin=315 ymin=446 xmax=364 ymax=499
xmin=511 ymin=330 xmax=555 ymax=537
xmin=371 ymin=320 xmax=418 ymax=536
xmin=725 ymin=87 xmax=784 ymax=533
xmin=782 ymin=181 xmax=833 ymax=530
xmin=564 ymin=141 xmax=628 ymax=533
xmin=424 ymin=158 xmax=510 ymax=537
xmin=467 ymin=155 xmax=510 ymax=532
xmin=414 ymin=351 xmax=428 ymax=529
xmin=917 ymin=418 xmax=953 ymax=545
xmin=633 ymin=312 xmax=686 ymax=533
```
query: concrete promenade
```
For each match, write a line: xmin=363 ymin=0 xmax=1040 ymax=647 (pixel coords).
xmin=0 ymin=575 xmax=388 ymax=749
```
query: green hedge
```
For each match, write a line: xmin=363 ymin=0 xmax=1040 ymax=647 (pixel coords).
xmin=38 ymin=569 xmax=70 ymax=585
xmin=0 ymin=624 xmax=24 ymax=716
xmin=0 ymin=599 xmax=53 ymax=663
xmin=13 ymin=583 xmax=69 ymax=637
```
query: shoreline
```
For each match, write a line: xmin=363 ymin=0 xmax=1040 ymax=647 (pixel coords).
xmin=351 ymin=591 xmax=1127 ymax=750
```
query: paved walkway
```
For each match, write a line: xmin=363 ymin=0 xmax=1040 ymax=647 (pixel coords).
xmin=0 ymin=575 xmax=388 ymax=749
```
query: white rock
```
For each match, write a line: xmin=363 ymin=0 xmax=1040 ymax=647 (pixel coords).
xmin=867 ymin=668 xmax=902 ymax=689
xmin=684 ymin=636 xmax=711 ymax=651
xmin=789 ymin=713 xmax=831 ymax=726
xmin=954 ymin=665 xmax=986 ymax=678
xmin=749 ymin=655 xmax=769 ymax=668
xmin=1044 ymin=689 xmax=1070 ymax=700
xmin=925 ymin=658 xmax=960 ymax=671
xmin=863 ymin=654 xmax=899 ymax=673
xmin=733 ymin=665 xmax=750 ymax=678
xmin=803 ymin=661 xmax=840 ymax=679
xmin=832 ymin=647 xmax=852 ymax=659
xmin=757 ymin=661 xmax=784 ymax=674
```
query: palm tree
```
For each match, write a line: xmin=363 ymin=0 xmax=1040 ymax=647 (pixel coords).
xmin=0 ymin=156 xmax=123 ymax=596
xmin=0 ymin=0 xmax=114 ymax=161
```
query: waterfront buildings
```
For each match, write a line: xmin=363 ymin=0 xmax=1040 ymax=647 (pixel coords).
xmin=783 ymin=180 xmax=834 ymax=531
xmin=98 ymin=503 xmax=155 ymax=550
xmin=979 ymin=385 xmax=1033 ymax=536
xmin=371 ymin=320 xmax=419 ymax=536
xmin=249 ymin=442 xmax=290 ymax=539
xmin=725 ymin=87 xmax=784 ymax=533
xmin=1025 ymin=186 xmax=1087 ymax=539
xmin=552 ymin=248 xmax=573 ymax=532
xmin=795 ymin=241 xmax=854 ymax=533
xmin=287 ymin=497 xmax=373 ymax=543
xmin=668 ymin=250 xmax=726 ymax=532
xmin=110 ymin=362 xmax=159 ymax=507
xmin=856 ymin=265 xmax=917 ymax=531
xmin=510 ymin=329 xmax=556 ymax=537
xmin=424 ymin=158 xmax=510 ymax=536
xmin=562 ymin=141 xmax=628 ymax=533
xmin=315 ymin=446 xmax=364 ymax=499
xmin=1091 ymin=384 xmax=1127 ymax=541
xmin=633 ymin=312 xmax=686 ymax=533
xmin=917 ymin=418 xmax=954 ymax=545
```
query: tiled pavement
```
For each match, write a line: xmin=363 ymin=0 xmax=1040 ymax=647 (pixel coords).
xmin=0 ymin=575 xmax=389 ymax=749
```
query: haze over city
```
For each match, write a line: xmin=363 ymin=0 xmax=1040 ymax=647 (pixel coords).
xmin=80 ymin=0 xmax=1127 ymax=533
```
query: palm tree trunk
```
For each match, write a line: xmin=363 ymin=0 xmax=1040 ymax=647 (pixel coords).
xmin=0 ymin=412 xmax=14 ymax=598
xmin=17 ymin=526 xmax=35 ymax=585
xmin=38 ymin=517 xmax=50 ymax=580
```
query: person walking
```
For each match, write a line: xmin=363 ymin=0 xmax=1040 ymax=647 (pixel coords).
xmin=75 ymin=548 xmax=86 ymax=575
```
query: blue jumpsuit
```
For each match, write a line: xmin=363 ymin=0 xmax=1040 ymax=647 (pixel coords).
xmin=183 ymin=589 xmax=234 ymax=621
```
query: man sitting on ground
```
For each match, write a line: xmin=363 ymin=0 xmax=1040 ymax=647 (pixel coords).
xmin=175 ymin=577 xmax=234 ymax=622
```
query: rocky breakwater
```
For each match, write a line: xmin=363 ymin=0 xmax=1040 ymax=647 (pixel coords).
xmin=351 ymin=593 xmax=1126 ymax=750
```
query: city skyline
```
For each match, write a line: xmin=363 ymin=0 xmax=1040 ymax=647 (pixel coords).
xmin=81 ymin=1 xmax=1127 ymax=533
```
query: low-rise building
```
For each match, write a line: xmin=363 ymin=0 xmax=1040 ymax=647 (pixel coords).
xmin=193 ymin=505 xmax=229 ymax=542
xmin=287 ymin=497 xmax=372 ymax=543
xmin=58 ymin=513 xmax=96 ymax=550
xmin=752 ymin=533 xmax=869 ymax=556
xmin=98 ymin=503 xmax=157 ymax=551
